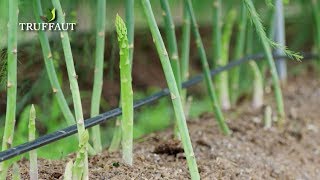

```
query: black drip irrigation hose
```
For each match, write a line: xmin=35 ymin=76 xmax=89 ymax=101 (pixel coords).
xmin=0 ymin=52 xmax=317 ymax=162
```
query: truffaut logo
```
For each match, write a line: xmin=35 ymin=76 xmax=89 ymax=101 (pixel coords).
xmin=40 ymin=8 xmax=57 ymax=23
xmin=19 ymin=8 xmax=76 ymax=31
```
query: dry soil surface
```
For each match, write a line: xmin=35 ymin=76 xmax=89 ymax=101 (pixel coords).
xmin=11 ymin=71 xmax=320 ymax=179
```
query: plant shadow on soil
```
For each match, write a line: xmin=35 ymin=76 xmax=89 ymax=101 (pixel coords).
xmin=7 ymin=69 xmax=320 ymax=179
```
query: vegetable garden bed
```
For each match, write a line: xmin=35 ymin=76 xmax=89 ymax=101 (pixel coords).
xmin=1 ymin=0 xmax=320 ymax=179
xmin=8 ymin=69 xmax=320 ymax=179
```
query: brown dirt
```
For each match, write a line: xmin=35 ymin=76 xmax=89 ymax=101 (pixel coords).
xmin=7 ymin=70 xmax=320 ymax=179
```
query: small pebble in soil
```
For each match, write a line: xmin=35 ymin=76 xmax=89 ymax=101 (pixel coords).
xmin=112 ymin=162 xmax=120 ymax=167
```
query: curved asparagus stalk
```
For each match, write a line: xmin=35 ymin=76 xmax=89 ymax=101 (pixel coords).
xmin=140 ymin=1 xmax=200 ymax=179
xmin=186 ymin=0 xmax=231 ymax=135
xmin=29 ymin=105 xmax=38 ymax=180
xmin=0 ymin=0 xmax=19 ymax=178
xmin=115 ymin=15 xmax=134 ymax=165
xmin=90 ymin=0 xmax=106 ymax=153
xmin=32 ymin=0 xmax=74 ymax=126
xmin=216 ymin=9 xmax=236 ymax=110
xmin=51 ymin=0 xmax=89 ymax=178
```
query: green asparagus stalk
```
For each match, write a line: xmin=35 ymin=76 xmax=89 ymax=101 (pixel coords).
xmin=51 ymin=0 xmax=89 ymax=178
xmin=140 ymin=1 xmax=200 ymax=179
xmin=186 ymin=0 xmax=231 ymax=135
xmin=230 ymin=3 xmax=247 ymax=104
xmin=264 ymin=105 xmax=272 ymax=129
xmin=108 ymin=119 xmax=122 ymax=152
xmin=126 ymin=0 xmax=135 ymax=66
xmin=32 ymin=0 xmax=75 ymax=126
xmin=249 ymin=61 xmax=264 ymax=109
xmin=246 ymin=24 xmax=264 ymax=110
xmin=160 ymin=0 xmax=181 ymax=92
xmin=212 ymin=0 xmax=222 ymax=68
xmin=216 ymin=9 xmax=236 ymax=110
xmin=109 ymin=0 xmax=135 ymax=153
xmin=12 ymin=163 xmax=21 ymax=180
xmin=160 ymin=0 xmax=181 ymax=138
xmin=90 ymin=0 xmax=106 ymax=153
xmin=312 ymin=0 xmax=320 ymax=63
xmin=180 ymin=2 xmax=191 ymax=116
xmin=29 ymin=105 xmax=38 ymax=180
xmin=63 ymin=160 xmax=73 ymax=180
xmin=0 ymin=0 xmax=19 ymax=178
xmin=243 ymin=0 xmax=302 ymax=124
xmin=33 ymin=0 xmax=96 ymax=156
xmin=115 ymin=15 xmax=134 ymax=165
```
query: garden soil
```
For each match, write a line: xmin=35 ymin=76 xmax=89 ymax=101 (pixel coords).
xmin=10 ymin=70 xmax=320 ymax=179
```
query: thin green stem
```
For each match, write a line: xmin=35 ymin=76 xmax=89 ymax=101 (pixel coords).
xmin=249 ymin=61 xmax=264 ymax=109
xmin=32 ymin=0 xmax=74 ymax=126
xmin=243 ymin=0 xmax=285 ymax=123
xmin=0 ymin=0 xmax=18 ymax=178
xmin=312 ymin=0 xmax=320 ymax=63
xmin=141 ymin=0 xmax=200 ymax=179
xmin=108 ymin=119 xmax=122 ymax=152
xmin=160 ymin=0 xmax=182 ymax=138
xmin=160 ymin=0 xmax=181 ymax=92
xmin=186 ymin=0 xmax=231 ymax=135
xmin=216 ymin=9 xmax=236 ymax=110
xmin=29 ymin=105 xmax=38 ymax=180
xmin=90 ymin=0 xmax=106 ymax=153
xmin=212 ymin=0 xmax=222 ymax=68
xmin=51 ymin=0 xmax=89 ymax=179
xmin=230 ymin=3 xmax=247 ymax=104
xmin=180 ymin=2 xmax=191 ymax=115
xmin=116 ymin=15 xmax=134 ymax=165
xmin=246 ymin=24 xmax=264 ymax=110
xmin=126 ymin=0 xmax=135 ymax=65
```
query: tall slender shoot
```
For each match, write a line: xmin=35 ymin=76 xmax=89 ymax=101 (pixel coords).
xmin=186 ymin=0 xmax=231 ymax=135
xmin=32 ymin=0 xmax=75 ymax=126
xmin=230 ymin=3 xmax=247 ymax=104
xmin=51 ymin=0 xmax=89 ymax=178
xmin=180 ymin=2 xmax=191 ymax=115
xmin=116 ymin=15 xmax=134 ymax=166
xmin=212 ymin=0 xmax=222 ymax=68
xmin=90 ymin=0 xmax=106 ymax=153
xmin=216 ymin=9 xmax=236 ymax=110
xmin=0 ymin=0 xmax=19 ymax=178
xmin=141 ymin=0 xmax=200 ymax=179
xmin=243 ymin=0 xmax=302 ymax=124
xmin=29 ymin=105 xmax=38 ymax=180
xmin=109 ymin=0 xmax=135 ymax=152
xmin=160 ymin=0 xmax=182 ymax=137
xmin=312 ymin=0 xmax=320 ymax=64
